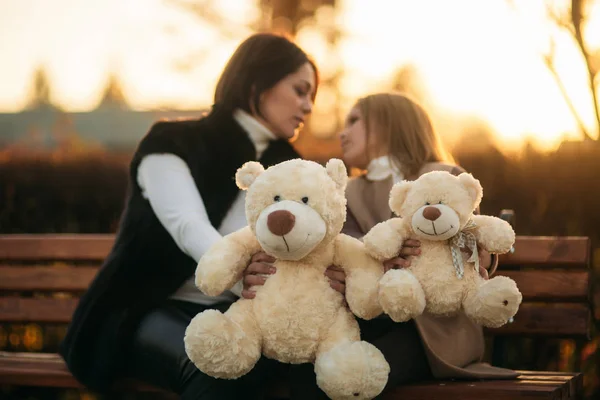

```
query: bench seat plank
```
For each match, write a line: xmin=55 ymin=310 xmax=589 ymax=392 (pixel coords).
xmin=0 ymin=351 xmax=81 ymax=388
xmin=386 ymin=370 xmax=583 ymax=400
xmin=0 ymin=352 xmax=172 ymax=395
xmin=1 ymin=352 xmax=581 ymax=400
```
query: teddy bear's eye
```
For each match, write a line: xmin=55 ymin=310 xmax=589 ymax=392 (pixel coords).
xmin=301 ymin=197 xmax=309 ymax=204
xmin=425 ymin=202 xmax=431 ymax=205
xmin=274 ymin=195 xmax=281 ymax=202
xmin=438 ymin=201 xmax=443 ymax=205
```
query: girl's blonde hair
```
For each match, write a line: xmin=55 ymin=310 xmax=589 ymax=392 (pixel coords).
xmin=356 ymin=92 xmax=454 ymax=178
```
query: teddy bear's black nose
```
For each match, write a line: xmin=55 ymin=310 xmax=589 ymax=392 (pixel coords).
xmin=267 ymin=210 xmax=296 ymax=236
xmin=422 ymin=206 xmax=441 ymax=221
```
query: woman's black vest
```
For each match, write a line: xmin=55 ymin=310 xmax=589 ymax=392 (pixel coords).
xmin=59 ymin=105 xmax=300 ymax=391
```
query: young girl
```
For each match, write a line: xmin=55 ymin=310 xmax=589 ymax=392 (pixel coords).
xmin=341 ymin=92 xmax=517 ymax=388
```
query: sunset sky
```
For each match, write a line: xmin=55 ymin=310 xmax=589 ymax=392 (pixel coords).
xmin=0 ymin=0 xmax=599 ymax=149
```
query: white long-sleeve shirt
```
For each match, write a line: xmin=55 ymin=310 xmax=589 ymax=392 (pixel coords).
xmin=136 ymin=109 xmax=276 ymax=305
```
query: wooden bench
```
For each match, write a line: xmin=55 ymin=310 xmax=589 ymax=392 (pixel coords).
xmin=0 ymin=234 xmax=175 ymax=398
xmin=0 ymin=233 xmax=592 ymax=399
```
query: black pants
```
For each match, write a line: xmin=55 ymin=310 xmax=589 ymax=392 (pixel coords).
xmin=124 ymin=300 xmax=287 ymax=400
xmin=125 ymin=300 xmax=431 ymax=400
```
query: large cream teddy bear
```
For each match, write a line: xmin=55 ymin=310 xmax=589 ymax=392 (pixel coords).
xmin=363 ymin=170 xmax=522 ymax=328
xmin=184 ymin=159 xmax=390 ymax=400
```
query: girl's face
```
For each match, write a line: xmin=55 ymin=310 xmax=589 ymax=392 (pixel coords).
xmin=339 ymin=105 xmax=378 ymax=170
xmin=254 ymin=62 xmax=316 ymax=139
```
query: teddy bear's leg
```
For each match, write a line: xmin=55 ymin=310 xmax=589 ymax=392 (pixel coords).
xmin=378 ymin=269 xmax=426 ymax=322
xmin=314 ymin=309 xmax=389 ymax=400
xmin=184 ymin=299 xmax=262 ymax=379
xmin=462 ymin=276 xmax=523 ymax=328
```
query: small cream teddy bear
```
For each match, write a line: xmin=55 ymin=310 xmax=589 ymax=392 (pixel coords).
xmin=184 ymin=159 xmax=390 ymax=400
xmin=363 ymin=170 xmax=522 ymax=328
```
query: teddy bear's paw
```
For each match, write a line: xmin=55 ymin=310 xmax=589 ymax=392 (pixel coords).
xmin=315 ymin=341 xmax=389 ymax=400
xmin=184 ymin=310 xmax=260 ymax=379
xmin=195 ymin=257 xmax=239 ymax=296
xmin=473 ymin=216 xmax=516 ymax=253
xmin=463 ymin=276 xmax=523 ymax=328
xmin=379 ymin=269 xmax=426 ymax=322
xmin=363 ymin=221 xmax=404 ymax=261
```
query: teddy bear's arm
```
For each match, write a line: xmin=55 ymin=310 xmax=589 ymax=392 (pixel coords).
xmin=333 ymin=234 xmax=385 ymax=320
xmin=470 ymin=215 xmax=515 ymax=254
xmin=195 ymin=226 xmax=262 ymax=296
xmin=362 ymin=218 xmax=410 ymax=261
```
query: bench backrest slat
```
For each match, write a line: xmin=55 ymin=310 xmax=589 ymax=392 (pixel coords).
xmin=2 ymin=235 xmax=587 ymax=265
xmin=486 ymin=303 xmax=590 ymax=337
xmin=0 ymin=297 xmax=78 ymax=323
xmin=498 ymin=236 xmax=590 ymax=267
xmin=500 ymin=270 xmax=589 ymax=302
xmin=0 ymin=266 xmax=98 ymax=292
xmin=0 ymin=267 xmax=588 ymax=301
xmin=0 ymin=234 xmax=113 ymax=262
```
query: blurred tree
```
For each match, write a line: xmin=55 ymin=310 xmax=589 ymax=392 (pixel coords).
xmin=259 ymin=0 xmax=336 ymax=35
xmin=545 ymin=0 xmax=600 ymax=141
xmin=97 ymin=74 xmax=129 ymax=110
xmin=26 ymin=67 xmax=56 ymax=110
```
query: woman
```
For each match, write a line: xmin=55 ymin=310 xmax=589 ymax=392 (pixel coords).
xmin=250 ymin=92 xmax=517 ymax=399
xmin=340 ymin=92 xmax=517 ymax=390
xmin=59 ymin=33 xmax=323 ymax=400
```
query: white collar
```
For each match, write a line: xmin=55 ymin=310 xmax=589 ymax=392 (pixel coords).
xmin=366 ymin=155 xmax=404 ymax=183
xmin=233 ymin=109 xmax=277 ymax=159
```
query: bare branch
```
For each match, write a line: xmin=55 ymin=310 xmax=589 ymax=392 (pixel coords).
xmin=569 ymin=0 xmax=600 ymax=139
xmin=543 ymin=37 xmax=594 ymax=140
xmin=546 ymin=3 xmax=576 ymax=35
xmin=590 ymin=48 xmax=600 ymax=78
xmin=541 ymin=0 xmax=600 ymax=139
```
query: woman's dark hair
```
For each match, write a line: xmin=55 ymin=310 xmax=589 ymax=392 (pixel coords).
xmin=214 ymin=33 xmax=319 ymax=115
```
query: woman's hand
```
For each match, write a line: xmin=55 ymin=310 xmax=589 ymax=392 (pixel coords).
xmin=382 ymin=239 xmax=421 ymax=272
xmin=242 ymin=251 xmax=349 ymax=298
xmin=241 ymin=252 xmax=276 ymax=299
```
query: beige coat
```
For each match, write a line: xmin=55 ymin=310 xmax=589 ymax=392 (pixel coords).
xmin=345 ymin=162 xmax=518 ymax=379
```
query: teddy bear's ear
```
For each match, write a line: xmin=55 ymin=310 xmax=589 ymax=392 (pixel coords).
xmin=458 ymin=172 xmax=483 ymax=208
xmin=325 ymin=158 xmax=348 ymax=190
xmin=235 ymin=161 xmax=265 ymax=190
xmin=389 ymin=181 xmax=412 ymax=214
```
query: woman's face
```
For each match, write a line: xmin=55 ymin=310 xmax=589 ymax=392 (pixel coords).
xmin=255 ymin=62 xmax=316 ymax=139
xmin=339 ymin=105 xmax=373 ymax=170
